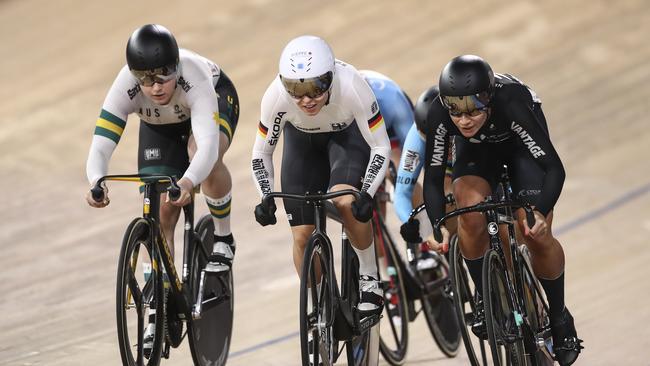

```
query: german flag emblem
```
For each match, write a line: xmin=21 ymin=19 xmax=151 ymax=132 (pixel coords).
xmin=258 ymin=121 xmax=269 ymax=138
xmin=368 ymin=112 xmax=384 ymax=132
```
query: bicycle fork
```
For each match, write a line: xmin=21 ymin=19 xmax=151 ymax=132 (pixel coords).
xmin=486 ymin=215 xmax=525 ymax=343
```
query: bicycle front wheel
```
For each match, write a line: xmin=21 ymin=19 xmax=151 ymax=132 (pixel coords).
xmin=116 ymin=218 xmax=164 ymax=366
xmin=347 ymin=324 xmax=381 ymax=366
xmin=518 ymin=245 xmax=554 ymax=365
xmin=483 ymin=249 xmax=527 ymax=365
xmin=375 ymin=218 xmax=409 ymax=365
xmin=188 ymin=215 xmax=234 ymax=366
xmin=449 ymin=236 xmax=489 ymax=365
xmin=300 ymin=236 xmax=336 ymax=366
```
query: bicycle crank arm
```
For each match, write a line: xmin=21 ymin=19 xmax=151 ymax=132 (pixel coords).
xmin=196 ymin=292 xmax=230 ymax=314
xmin=192 ymin=269 xmax=207 ymax=319
xmin=420 ymin=276 xmax=448 ymax=293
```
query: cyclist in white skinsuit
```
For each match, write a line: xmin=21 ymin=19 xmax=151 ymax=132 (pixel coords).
xmin=251 ymin=36 xmax=390 ymax=319
xmin=85 ymin=24 xmax=240 ymax=354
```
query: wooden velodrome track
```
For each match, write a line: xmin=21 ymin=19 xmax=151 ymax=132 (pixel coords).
xmin=1 ymin=0 xmax=649 ymax=364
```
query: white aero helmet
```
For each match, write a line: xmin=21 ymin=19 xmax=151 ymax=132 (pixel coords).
xmin=279 ymin=35 xmax=335 ymax=99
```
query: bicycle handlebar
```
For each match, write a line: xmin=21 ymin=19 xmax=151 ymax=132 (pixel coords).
xmin=405 ymin=194 xmax=455 ymax=224
xmin=432 ymin=200 xmax=536 ymax=243
xmin=261 ymin=189 xmax=362 ymax=206
xmin=90 ymin=174 xmax=181 ymax=202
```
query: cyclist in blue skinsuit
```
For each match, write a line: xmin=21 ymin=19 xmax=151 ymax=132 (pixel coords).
xmin=395 ymin=86 xmax=457 ymax=253
xmin=360 ymin=72 xmax=452 ymax=262
xmin=360 ymin=70 xmax=413 ymax=163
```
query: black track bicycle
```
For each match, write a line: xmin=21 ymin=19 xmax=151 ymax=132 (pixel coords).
xmin=433 ymin=166 xmax=555 ymax=365
xmin=371 ymin=164 xmax=461 ymax=365
xmin=261 ymin=190 xmax=381 ymax=366
xmin=91 ymin=174 xmax=234 ymax=366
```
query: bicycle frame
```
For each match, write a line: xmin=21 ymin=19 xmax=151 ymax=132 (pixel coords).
xmin=263 ymin=189 xmax=378 ymax=334
xmin=432 ymin=167 xmax=555 ymax=362
xmin=263 ymin=190 xmax=381 ymax=356
xmin=93 ymin=174 xmax=229 ymax=322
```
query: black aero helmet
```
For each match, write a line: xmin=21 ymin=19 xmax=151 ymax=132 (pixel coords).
xmin=126 ymin=24 xmax=179 ymax=72
xmin=414 ymin=85 xmax=440 ymax=133
xmin=439 ymin=55 xmax=494 ymax=115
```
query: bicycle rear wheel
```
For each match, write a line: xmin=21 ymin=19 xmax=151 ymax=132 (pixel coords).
xmin=374 ymin=218 xmax=409 ymax=365
xmin=300 ymin=237 xmax=336 ymax=366
xmin=419 ymin=248 xmax=461 ymax=357
xmin=449 ymin=236 xmax=490 ymax=365
xmin=483 ymin=249 xmax=527 ymax=365
xmin=188 ymin=215 xmax=234 ymax=366
xmin=116 ymin=218 xmax=164 ymax=366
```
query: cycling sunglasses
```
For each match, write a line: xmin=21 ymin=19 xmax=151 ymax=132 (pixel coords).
xmin=440 ymin=92 xmax=491 ymax=117
xmin=280 ymin=71 xmax=333 ymax=99
xmin=131 ymin=65 xmax=178 ymax=87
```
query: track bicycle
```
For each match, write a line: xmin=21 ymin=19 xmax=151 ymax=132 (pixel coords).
xmin=91 ymin=174 xmax=234 ymax=366
xmin=260 ymin=189 xmax=381 ymax=366
xmin=371 ymin=194 xmax=461 ymax=365
xmin=433 ymin=166 xmax=555 ymax=365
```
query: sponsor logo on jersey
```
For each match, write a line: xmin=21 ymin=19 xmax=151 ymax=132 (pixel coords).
xmin=510 ymin=121 xmax=546 ymax=158
xmin=396 ymin=175 xmax=416 ymax=185
xmin=144 ymin=148 xmax=161 ymax=161
xmin=268 ymin=111 xmax=285 ymax=145
xmin=518 ymin=189 xmax=541 ymax=197
xmin=174 ymin=105 xmax=187 ymax=120
xmin=251 ymin=158 xmax=271 ymax=194
xmin=178 ymin=77 xmax=193 ymax=92
xmin=362 ymin=154 xmax=386 ymax=191
xmin=296 ymin=126 xmax=321 ymax=132
xmin=403 ymin=150 xmax=420 ymax=172
xmin=429 ymin=123 xmax=447 ymax=166
xmin=127 ymin=84 xmax=141 ymax=100
xmin=368 ymin=111 xmax=384 ymax=132
xmin=330 ymin=122 xmax=347 ymax=131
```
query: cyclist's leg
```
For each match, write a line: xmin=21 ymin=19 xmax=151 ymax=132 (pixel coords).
xmin=451 ymin=139 xmax=501 ymax=340
xmin=290 ymin=225 xmax=317 ymax=274
xmin=451 ymin=138 xmax=498 ymax=294
xmin=328 ymin=123 xmax=382 ymax=313
xmin=508 ymin=130 xmax=582 ymax=364
xmin=509 ymin=142 xmax=566 ymax=319
xmin=280 ymin=124 xmax=330 ymax=275
xmin=137 ymin=120 xmax=190 ymax=350
xmin=137 ymin=119 xmax=191 ymax=256
xmin=192 ymin=73 xmax=240 ymax=268
xmin=188 ymin=133 xmax=234 ymax=268
xmin=159 ymin=202 xmax=182 ymax=256
xmin=374 ymin=145 xmax=402 ymax=261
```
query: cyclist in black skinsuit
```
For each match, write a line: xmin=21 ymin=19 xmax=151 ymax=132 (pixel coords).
xmin=420 ymin=55 xmax=583 ymax=366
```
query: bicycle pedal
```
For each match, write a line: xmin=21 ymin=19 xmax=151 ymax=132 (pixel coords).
xmin=204 ymin=262 xmax=230 ymax=273
xmin=357 ymin=313 xmax=380 ymax=333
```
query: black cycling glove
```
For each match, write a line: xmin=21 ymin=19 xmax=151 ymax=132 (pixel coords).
xmin=255 ymin=198 xmax=277 ymax=226
xmin=351 ymin=191 xmax=373 ymax=222
xmin=400 ymin=219 xmax=422 ymax=243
